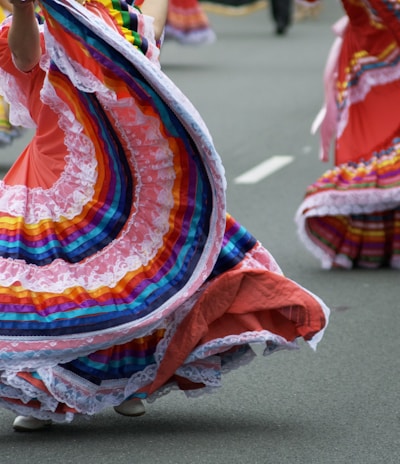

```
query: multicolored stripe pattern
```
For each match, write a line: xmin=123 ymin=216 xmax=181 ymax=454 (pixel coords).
xmin=297 ymin=142 xmax=400 ymax=269
xmin=0 ymin=0 xmax=226 ymax=349
xmin=210 ymin=213 xmax=257 ymax=278
xmin=0 ymin=0 xmax=331 ymax=420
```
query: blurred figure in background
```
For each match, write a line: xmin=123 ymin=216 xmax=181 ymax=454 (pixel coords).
xmin=165 ymin=0 xmax=216 ymax=45
xmin=270 ymin=0 xmax=293 ymax=35
xmin=296 ymin=0 xmax=400 ymax=269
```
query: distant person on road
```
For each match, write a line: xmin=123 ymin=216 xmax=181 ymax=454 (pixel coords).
xmin=0 ymin=0 xmax=329 ymax=432
xmin=270 ymin=0 xmax=293 ymax=35
xmin=296 ymin=0 xmax=400 ymax=269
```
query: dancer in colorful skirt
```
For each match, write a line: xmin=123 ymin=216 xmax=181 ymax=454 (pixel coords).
xmin=296 ymin=0 xmax=400 ymax=269
xmin=165 ymin=0 xmax=216 ymax=45
xmin=0 ymin=0 xmax=329 ymax=432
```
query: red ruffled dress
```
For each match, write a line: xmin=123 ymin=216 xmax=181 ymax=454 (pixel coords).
xmin=296 ymin=0 xmax=400 ymax=269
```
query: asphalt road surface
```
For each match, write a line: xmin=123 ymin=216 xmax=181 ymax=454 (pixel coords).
xmin=0 ymin=2 xmax=399 ymax=463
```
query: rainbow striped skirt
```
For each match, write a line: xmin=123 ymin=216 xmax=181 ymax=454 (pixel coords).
xmin=0 ymin=0 xmax=329 ymax=421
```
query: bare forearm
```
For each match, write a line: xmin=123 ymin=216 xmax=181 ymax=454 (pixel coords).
xmin=0 ymin=0 xmax=13 ymax=12
xmin=8 ymin=0 xmax=40 ymax=72
xmin=140 ymin=0 xmax=168 ymax=41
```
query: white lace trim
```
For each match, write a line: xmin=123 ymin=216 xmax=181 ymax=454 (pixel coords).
xmin=0 ymin=272 xmax=329 ymax=418
xmin=0 ymin=3 xmax=227 ymax=297
xmin=0 ymin=82 xmax=97 ymax=223
xmin=0 ymin=331 xmax=302 ymax=419
xmin=294 ymin=184 xmax=400 ymax=269
xmin=0 ymin=69 xmax=36 ymax=129
xmin=0 ymin=399 xmax=74 ymax=423
xmin=0 ymin=265 xmax=329 ymax=415
xmin=296 ymin=185 xmax=400 ymax=219
xmin=0 ymin=273 xmax=207 ymax=370
xmin=0 ymin=231 xmax=322 ymax=370
xmin=184 ymin=332 xmax=298 ymax=365
xmin=239 ymin=240 xmax=283 ymax=275
xmin=164 ymin=25 xmax=216 ymax=46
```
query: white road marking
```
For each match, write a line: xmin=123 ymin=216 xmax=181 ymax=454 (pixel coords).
xmin=234 ymin=155 xmax=294 ymax=184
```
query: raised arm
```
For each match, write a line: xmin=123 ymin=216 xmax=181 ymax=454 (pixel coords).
xmin=7 ymin=0 xmax=41 ymax=72
xmin=0 ymin=0 xmax=13 ymax=12
xmin=139 ymin=0 xmax=168 ymax=41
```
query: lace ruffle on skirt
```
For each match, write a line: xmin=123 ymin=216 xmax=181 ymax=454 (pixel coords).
xmin=0 ymin=0 xmax=329 ymax=421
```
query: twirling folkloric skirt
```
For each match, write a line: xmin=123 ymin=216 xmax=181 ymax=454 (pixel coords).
xmin=295 ymin=146 xmax=400 ymax=269
xmin=0 ymin=0 xmax=329 ymax=422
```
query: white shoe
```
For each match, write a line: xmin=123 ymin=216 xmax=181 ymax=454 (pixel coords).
xmin=13 ymin=416 xmax=52 ymax=432
xmin=114 ymin=398 xmax=146 ymax=417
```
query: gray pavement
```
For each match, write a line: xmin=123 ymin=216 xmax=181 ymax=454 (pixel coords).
xmin=0 ymin=2 xmax=399 ymax=463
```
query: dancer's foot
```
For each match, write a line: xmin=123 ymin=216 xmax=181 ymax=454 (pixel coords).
xmin=13 ymin=416 xmax=52 ymax=432
xmin=114 ymin=398 xmax=146 ymax=417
